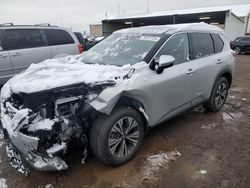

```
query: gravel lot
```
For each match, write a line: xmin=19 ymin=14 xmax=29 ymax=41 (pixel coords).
xmin=0 ymin=55 xmax=249 ymax=188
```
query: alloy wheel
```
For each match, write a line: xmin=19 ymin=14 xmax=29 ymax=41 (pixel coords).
xmin=215 ymin=82 xmax=227 ymax=109
xmin=108 ymin=117 xmax=139 ymax=158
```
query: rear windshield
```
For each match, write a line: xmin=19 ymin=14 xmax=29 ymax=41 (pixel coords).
xmin=80 ymin=33 xmax=160 ymax=66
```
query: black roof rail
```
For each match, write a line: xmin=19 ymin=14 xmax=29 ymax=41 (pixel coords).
xmin=0 ymin=23 xmax=14 ymax=26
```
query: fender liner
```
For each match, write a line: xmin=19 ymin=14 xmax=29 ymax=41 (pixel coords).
xmin=113 ymin=96 xmax=149 ymax=132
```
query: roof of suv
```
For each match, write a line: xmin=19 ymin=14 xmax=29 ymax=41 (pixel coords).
xmin=115 ymin=23 xmax=224 ymax=35
xmin=0 ymin=23 xmax=62 ymax=30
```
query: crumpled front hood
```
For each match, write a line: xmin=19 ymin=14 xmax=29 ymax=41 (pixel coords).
xmin=8 ymin=55 xmax=132 ymax=95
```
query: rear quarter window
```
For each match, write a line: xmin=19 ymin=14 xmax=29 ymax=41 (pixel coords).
xmin=211 ymin=34 xmax=224 ymax=53
xmin=44 ymin=29 xmax=74 ymax=46
xmin=189 ymin=33 xmax=214 ymax=59
xmin=5 ymin=29 xmax=46 ymax=50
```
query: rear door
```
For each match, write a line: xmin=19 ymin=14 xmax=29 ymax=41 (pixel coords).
xmin=188 ymin=32 xmax=222 ymax=105
xmin=5 ymin=29 xmax=52 ymax=74
xmin=0 ymin=30 xmax=13 ymax=84
xmin=43 ymin=29 xmax=79 ymax=57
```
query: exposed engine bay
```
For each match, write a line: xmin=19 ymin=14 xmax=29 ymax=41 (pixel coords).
xmin=1 ymin=81 xmax=115 ymax=175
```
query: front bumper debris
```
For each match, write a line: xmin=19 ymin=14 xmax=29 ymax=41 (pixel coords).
xmin=6 ymin=140 xmax=30 ymax=176
xmin=1 ymin=102 xmax=68 ymax=175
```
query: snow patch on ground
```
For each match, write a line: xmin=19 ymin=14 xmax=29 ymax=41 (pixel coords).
xmin=116 ymin=150 xmax=181 ymax=188
xmin=200 ymin=170 xmax=208 ymax=174
xmin=201 ymin=123 xmax=216 ymax=130
xmin=223 ymin=112 xmax=243 ymax=123
xmin=229 ymin=95 xmax=236 ymax=99
xmin=45 ymin=184 xmax=54 ymax=188
xmin=0 ymin=178 xmax=8 ymax=188
xmin=142 ymin=150 xmax=182 ymax=180
xmin=192 ymin=170 xmax=208 ymax=180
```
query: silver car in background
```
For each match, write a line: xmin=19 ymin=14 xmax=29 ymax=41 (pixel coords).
xmin=0 ymin=23 xmax=235 ymax=175
xmin=0 ymin=23 xmax=83 ymax=85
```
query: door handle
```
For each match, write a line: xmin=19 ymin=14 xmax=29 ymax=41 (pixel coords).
xmin=12 ymin=52 xmax=22 ymax=57
xmin=0 ymin=54 xmax=8 ymax=58
xmin=187 ymin=68 xmax=195 ymax=75
xmin=216 ymin=59 xmax=224 ymax=65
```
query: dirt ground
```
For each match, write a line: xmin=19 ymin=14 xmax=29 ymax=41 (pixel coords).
xmin=0 ymin=55 xmax=250 ymax=188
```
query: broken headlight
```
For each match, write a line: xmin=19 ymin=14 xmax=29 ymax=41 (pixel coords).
xmin=55 ymin=96 xmax=82 ymax=117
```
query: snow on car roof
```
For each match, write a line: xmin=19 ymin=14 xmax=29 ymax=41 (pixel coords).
xmin=114 ymin=23 xmax=224 ymax=35
xmin=106 ymin=4 xmax=250 ymax=20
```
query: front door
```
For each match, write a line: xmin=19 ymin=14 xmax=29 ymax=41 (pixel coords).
xmin=145 ymin=33 xmax=196 ymax=125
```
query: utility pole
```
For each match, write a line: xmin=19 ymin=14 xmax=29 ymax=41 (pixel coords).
xmin=147 ymin=0 xmax=150 ymax=12
xmin=118 ymin=0 xmax=121 ymax=14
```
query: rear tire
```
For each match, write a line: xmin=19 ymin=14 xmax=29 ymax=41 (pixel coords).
xmin=90 ymin=106 xmax=144 ymax=166
xmin=204 ymin=77 xmax=229 ymax=112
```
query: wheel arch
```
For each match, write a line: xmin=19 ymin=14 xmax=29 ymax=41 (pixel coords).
xmin=112 ymin=96 xmax=149 ymax=133
xmin=208 ymin=69 xmax=232 ymax=99
xmin=220 ymin=70 xmax=232 ymax=88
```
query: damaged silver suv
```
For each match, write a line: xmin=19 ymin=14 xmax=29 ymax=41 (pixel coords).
xmin=0 ymin=23 xmax=235 ymax=175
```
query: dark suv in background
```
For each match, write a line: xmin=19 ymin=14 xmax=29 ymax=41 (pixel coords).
xmin=230 ymin=37 xmax=250 ymax=54
xmin=73 ymin=32 xmax=97 ymax=50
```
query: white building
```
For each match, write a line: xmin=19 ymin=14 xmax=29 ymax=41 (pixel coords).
xmin=102 ymin=4 xmax=250 ymax=41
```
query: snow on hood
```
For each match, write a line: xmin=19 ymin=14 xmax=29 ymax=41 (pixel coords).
xmin=8 ymin=55 xmax=133 ymax=94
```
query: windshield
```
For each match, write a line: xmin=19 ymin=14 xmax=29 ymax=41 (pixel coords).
xmin=80 ymin=33 xmax=161 ymax=66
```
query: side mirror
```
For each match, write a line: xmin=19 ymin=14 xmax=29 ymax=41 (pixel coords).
xmin=155 ymin=55 xmax=175 ymax=74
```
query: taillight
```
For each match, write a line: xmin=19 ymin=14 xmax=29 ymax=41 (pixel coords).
xmin=232 ymin=50 xmax=237 ymax=57
xmin=78 ymin=44 xmax=84 ymax=53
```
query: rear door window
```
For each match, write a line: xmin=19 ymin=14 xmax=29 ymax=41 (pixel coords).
xmin=189 ymin=33 xmax=214 ymax=59
xmin=5 ymin=29 xmax=46 ymax=50
xmin=211 ymin=34 xmax=224 ymax=53
xmin=44 ymin=29 xmax=74 ymax=46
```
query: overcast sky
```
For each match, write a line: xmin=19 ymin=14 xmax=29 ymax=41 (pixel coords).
xmin=0 ymin=0 xmax=249 ymax=32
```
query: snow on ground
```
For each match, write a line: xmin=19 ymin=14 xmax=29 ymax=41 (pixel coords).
xmin=222 ymin=112 xmax=243 ymax=123
xmin=199 ymin=170 xmax=208 ymax=175
xmin=192 ymin=170 xmax=208 ymax=180
xmin=44 ymin=184 xmax=54 ymax=188
xmin=142 ymin=150 xmax=182 ymax=180
xmin=0 ymin=178 xmax=8 ymax=188
xmin=201 ymin=123 xmax=216 ymax=130
xmin=116 ymin=150 xmax=181 ymax=187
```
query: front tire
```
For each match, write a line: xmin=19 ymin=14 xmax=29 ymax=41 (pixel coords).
xmin=90 ymin=106 xmax=144 ymax=166
xmin=204 ymin=77 xmax=229 ymax=112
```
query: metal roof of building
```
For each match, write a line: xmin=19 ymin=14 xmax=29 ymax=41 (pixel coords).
xmin=105 ymin=4 xmax=250 ymax=21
